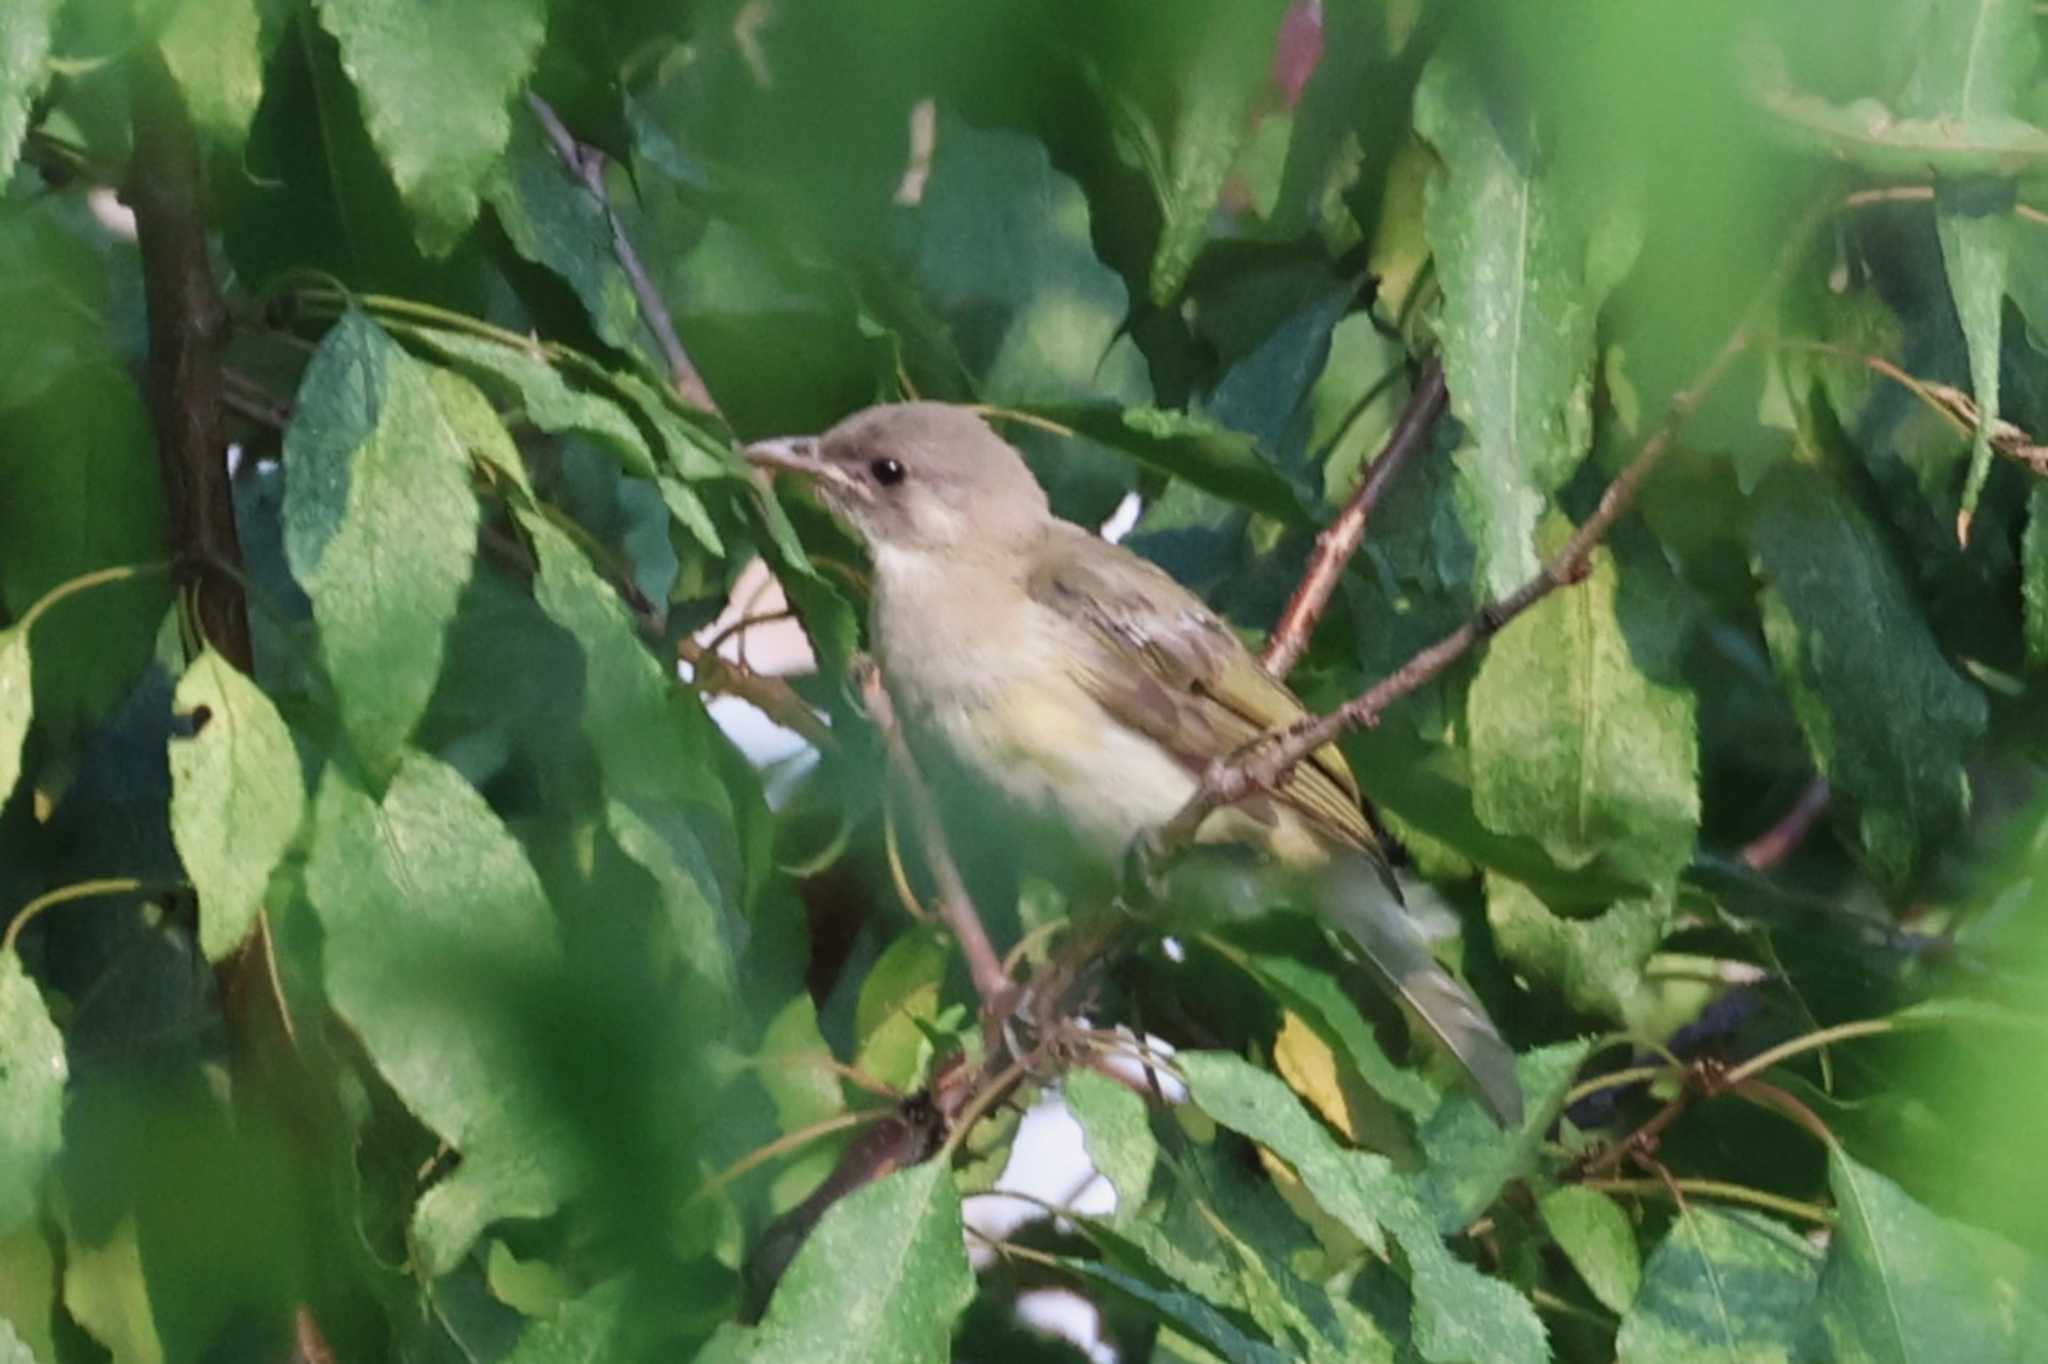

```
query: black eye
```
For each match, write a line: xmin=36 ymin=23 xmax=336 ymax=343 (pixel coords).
xmin=869 ymin=457 xmax=906 ymax=486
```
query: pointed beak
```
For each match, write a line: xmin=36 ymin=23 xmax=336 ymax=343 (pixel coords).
xmin=745 ymin=436 xmax=867 ymax=501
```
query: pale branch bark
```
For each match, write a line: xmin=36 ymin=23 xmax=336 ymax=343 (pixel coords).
xmin=1260 ymin=357 xmax=1447 ymax=679
xmin=524 ymin=92 xmax=718 ymax=414
xmin=855 ymin=660 xmax=1015 ymax=1010
xmin=677 ymin=636 xmax=836 ymax=750
xmin=1161 ymin=200 xmax=1829 ymax=850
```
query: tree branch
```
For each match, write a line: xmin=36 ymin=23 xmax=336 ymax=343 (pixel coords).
xmin=523 ymin=93 xmax=718 ymax=414
xmin=1161 ymin=204 xmax=1827 ymax=852
xmin=1260 ymin=357 xmax=1447 ymax=679
xmin=1740 ymin=777 xmax=1832 ymax=871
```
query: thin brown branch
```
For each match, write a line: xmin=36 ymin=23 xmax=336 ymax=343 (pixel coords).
xmin=1161 ymin=201 xmax=1828 ymax=850
xmin=1841 ymin=182 xmax=2048 ymax=226
xmin=677 ymin=636 xmax=836 ymax=750
xmin=524 ymin=92 xmax=718 ymax=414
xmin=1741 ymin=777 xmax=1832 ymax=871
xmin=855 ymin=659 xmax=1015 ymax=1013
xmin=1260 ymin=357 xmax=1447 ymax=678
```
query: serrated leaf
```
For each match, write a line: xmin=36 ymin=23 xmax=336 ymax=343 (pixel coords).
xmin=306 ymin=754 xmax=574 ymax=1275
xmin=0 ymin=0 xmax=58 ymax=185
xmin=1057 ymin=1259 xmax=1294 ymax=1364
xmin=1411 ymin=1040 xmax=1591 ymax=1232
xmin=1485 ymin=875 xmax=1670 ymax=1025
xmin=167 ymin=649 xmax=305 ymax=962
xmin=1180 ymin=1051 xmax=1547 ymax=1364
xmin=1807 ymin=1146 xmax=2048 ymax=1362
xmin=1467 ymin=546 xmax=1699 ymax=891
xmin=1416 ymin=50 xmax=1640 ymax=600
xmin=283 ymin=311 xmax=481 ymax=780
xmin=1751 ymin=466 xmax=1986 ymax=885
xmin=0 ymin=955 xmax=64 ymax=1237
xmin=2028 ymin=483 xmax=2048 ymax=664
xmin=1539 ymin=1186 xmax=1640 ymax=1315
xmin=0 ymin=628 xmax=26 ymax=810
xmin=316 ymin=0 xmax=547 ymax=254
xmin=413 ymin=330 xmax=656 ymax=478
xmin=703 ymin=1162 xmax=972 ymax=1364
xmin=485 ymin=112 xmax=644 ymax=354
xmin=1617 ymin=1206 xmax=1818 ymax=1363
xmin=158 ymin=0 xmax=268 ymax=150
xmin=1066 ymin=1069 xmax=1157 ymax=1220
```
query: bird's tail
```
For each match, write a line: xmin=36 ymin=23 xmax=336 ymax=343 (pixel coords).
xmin=1314 ymin=857 xmax=1524 ymax=1128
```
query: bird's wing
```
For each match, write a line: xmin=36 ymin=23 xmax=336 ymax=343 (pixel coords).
xmin=1025 ymin=525 xmax=1377 ymax=856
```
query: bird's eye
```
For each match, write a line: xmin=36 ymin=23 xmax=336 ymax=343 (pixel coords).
xmin=869 ymin=457 xmax=906 ymax=486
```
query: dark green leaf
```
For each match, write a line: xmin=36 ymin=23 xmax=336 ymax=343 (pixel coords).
xmin=0 ymin=954 xmax=63 ymax=1237
xmin=1415 ymin=49 xmax=1640 ymax=600
xmin=306 ymin=753 xmax=574 ymax=1275
xmin=283 ymin=310 xmax=481 ymax=780
xmin=1751 ymin=465 xmax=1987 ymax=885
xmin=167 ymin=648 xmax=305 ymax=962
xmin=316 ymin=0 xmax=548 ymax=253
xmin=1539 ymin=1186 xmax=1640 ymax=1316
xmin=1808 ymin=1146 xmax=2048 ymax=1362
xmin=485 ymin=112 xmax=644 ymax=355
xmin=1057 ymin=1258 xmax=1294 ymax=1364
xmin=0 ymin=0 xmax=57 ymax=184
xmin=702 ymin=1162 xmax=973 ymax=1364
xmin=1466 ymin=546 xmax=1699 ymax=892
xmin=412 ymin=330 xmax=657 ymax=477
xmin=1617 ymin=1206 xmax=1818 ymax=1362
xmin=1021 ymin=403 xmax=1307 ymax=524
xmin=2027 ymin=463 xmax=2048 ymax=664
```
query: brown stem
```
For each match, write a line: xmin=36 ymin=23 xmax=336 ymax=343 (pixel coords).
xmin=677 ymin=636 xmax=836 ymax=750
xmin=1740 ymin=777 xmax=1832 ymax=871
xmin=855 ymin=660 xmax=1015 ymax=1013
xmin=1260 ymin=358 xmax=1447 ymax=679
xmin=524 ymin=92 xmax=718 ymax=414
xmin=1161 ymin=201 xmax=1828 ymax=851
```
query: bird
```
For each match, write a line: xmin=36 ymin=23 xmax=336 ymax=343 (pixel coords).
xmin=747 ymin=401 xmax=1523 ymax=1127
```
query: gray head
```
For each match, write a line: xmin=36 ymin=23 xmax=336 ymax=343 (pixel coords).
xmin=747 ymin=403 xmax=1052 ymax=554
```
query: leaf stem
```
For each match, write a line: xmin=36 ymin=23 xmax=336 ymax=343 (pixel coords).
xmin=15 ymin=562 xmax=171 ymax=635
xmin=4 ymin=878 xmax=155 ymax=957
xmin=1722 ymin=1018 xmax=1896 ymax=1088
xmin=1584 ymin=1176 xmax=1833 ymax=1225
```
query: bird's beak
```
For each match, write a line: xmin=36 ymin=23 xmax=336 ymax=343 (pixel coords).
xmin=745 ymin=436 xmax=868 ymax=502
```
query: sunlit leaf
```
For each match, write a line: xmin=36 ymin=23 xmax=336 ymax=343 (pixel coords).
xmin=1539 ymin=1186 xmax=1640 ymax=1315
xmin=1066 ymin=1068 xmax=1157 ymax=1221
xmin=1616 ymin=1206 xmax=1818 ymax=1363
xmin=158 ymin=0 xmax=268 ymax=150
xmin=1485 ymin=876 xmax=1670 ymax=1026
xmin=0 ymin=955 xmax=63 ymax=1237
xmin=167 ymin=648 xmax=304 ymax=961
xmin=283 ymin=310 xmax=481 ymax=780
xmin=0 ymin=628 xmax=26 ymax=811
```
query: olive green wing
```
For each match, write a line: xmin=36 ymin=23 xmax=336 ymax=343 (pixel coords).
xmin=1026 ymin=526 xmax=1376 ymax=856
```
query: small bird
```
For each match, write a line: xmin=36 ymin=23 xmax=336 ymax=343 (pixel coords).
xmin=748 ymin=402 xmax=1523 ymax=1126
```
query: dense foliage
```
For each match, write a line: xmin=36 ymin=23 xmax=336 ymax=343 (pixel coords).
xmin=3 ymin=1 xmax=2048 ymax=1360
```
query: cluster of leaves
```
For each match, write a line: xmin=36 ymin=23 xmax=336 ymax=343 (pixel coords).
xmin=3 ymin=0 xmax=2048 ymax=1360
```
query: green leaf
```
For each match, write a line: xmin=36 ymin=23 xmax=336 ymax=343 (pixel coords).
xmin=0 ymin=0 xmax=57 ymax=184
xmin=1751 ymin=466 xmax=1987 ymax=885
xmin=503 ymin=1278 xmax=630 ymax=1364
xmin=1618 ymin=1206 xmax=1817 ymax=1362
xmin=1066 ymin=1069 xmax=1157 ymax=1220
xmin=756 ymin=993 xmax=844 ymax=1132
xmin=1412 ymin=1040 xmax=1592 ymax=1232
xmin=60 ymin=1215 xmax=162 ymax=1364
xmin=1022 ymin=403 xmax=1307 ymax=524
xmin=0 ymin=1316 xmax=36 ymax=1364
xmin=1466 ymin=546 xmax=1699 ymax=891
xmin=1485 ymin=875 xmax=1671 ymax=1026
xmin=0 ymin=364 xmax=171 ymax=749
xmin=1056 ymin=1258 xmax=1294 ymax=1364
xmin=158 ymin=0 xmax=268 ymax=150
xmin=305 ymin=753 xmax=574 ymax=1275
xmin=484 ymin=111 xmax=644 ymax=354
xmin=0 ymin=628 xmax=26 ymax=811
xmin=908 ymin=112 xmax=1150 ymax=411
xmin=852 ymin=931 xmax=948 ymax=1093
xmin=703 ymin=1162 xmax=973 ymax=1364
xmin=0 ymin=955 xmax=64 ymax=1238
xmin=1539 ymin=1186 xmax=1641 ymax=1316
xmin=2027 ymin=483 xmax=2048 ymax=665
xmin=315 ymin=0 xmax=547 ymax=254
xmin=283 ymin=310 xmax=481 ymax=780
xmin=1807 ymin=1146 xmax=2048 ymax=1362
xmin=167 ymin=648 xmax=305 ymax=962
xmin=412 ymin=330 xmax=657 ymax=477
xmin=1180 ymin=1051 xmax=1547 ymax=1364
xmin=1416 ymin=50 xmax=1640 ymax=600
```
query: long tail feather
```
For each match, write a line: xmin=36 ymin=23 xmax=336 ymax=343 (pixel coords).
xmin=1314 ymin=857 xmax=1524 ymax=1128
